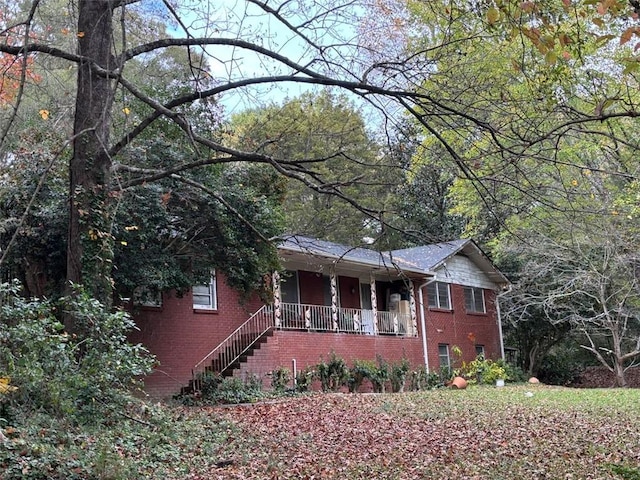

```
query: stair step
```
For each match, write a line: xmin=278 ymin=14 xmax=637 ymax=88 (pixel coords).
xmin=182 ymin=326 xmax=275 ymax=393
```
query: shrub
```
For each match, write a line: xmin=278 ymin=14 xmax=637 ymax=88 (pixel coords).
xmin=295 ymin=367 xmax=314 ymax=393
xmin=370 ymin=355 xmax=390 ymax=393
xmin=348 ymin=359 xmax=377 ymax=392
xmin=198 ymin=371 xmax=223 ymax=398
xmin=198 ymin=375 xmax=264 ymax=404
xmin=0 ymin=282 xmax=154 ymax=424
xmin=390 ymin=358 xmax=410 ymax=393
xmin=270 ymin=366 xmax=291 ymax=392
xmin=496 ymin=359 xmax=527 ymax=383
xmin=460 ymin=356 xmax=507 ymax=385
xmin=438 ymin=365 xmax=453 ymax=384
xmin=316 ymin=352 xmax=349 ymax=392
xmin=408 ymin=366 xmax=442 ymax=391
xmin=538 ymin=352 xmax=583 ymax=385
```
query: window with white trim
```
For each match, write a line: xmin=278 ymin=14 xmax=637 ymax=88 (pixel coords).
xmin=438 ymin=344 xmax=450 ymax=369
xmin=193 ymin=272 xmax=217 ymax=310
xmin=475 ymin=344 xmax=485 ymax=358
xmin=464 ymin=287 xmax=485 ymax=313
xmin=427 ymin=282 xmax=451 ymax=310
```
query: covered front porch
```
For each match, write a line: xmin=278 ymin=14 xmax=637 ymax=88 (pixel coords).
xmin=275 ymin=302 xmax=415 ymax=336
xmin=273 ymin=236 xmax=434 ymax=339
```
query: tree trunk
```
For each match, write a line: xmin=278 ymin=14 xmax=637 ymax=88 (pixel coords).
xmin=66 ymin=0 xmax=116 ymax=326
xmin=614 ymin=359 xmax=627 ymax=387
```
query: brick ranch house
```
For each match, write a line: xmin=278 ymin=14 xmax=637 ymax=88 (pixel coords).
xmin=128 ymin=235 xmax=510 ymax=398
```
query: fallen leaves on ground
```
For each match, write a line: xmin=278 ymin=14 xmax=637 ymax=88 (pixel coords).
xmin=188 ymin=385 xmax=640 ymax=480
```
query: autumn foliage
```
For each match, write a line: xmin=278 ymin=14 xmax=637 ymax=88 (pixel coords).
xmin=0 ymin=12 xmax=40 ymax=105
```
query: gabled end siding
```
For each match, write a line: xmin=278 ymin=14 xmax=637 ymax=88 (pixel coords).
xmin=437 ymin=255 xmax=495 ymax=289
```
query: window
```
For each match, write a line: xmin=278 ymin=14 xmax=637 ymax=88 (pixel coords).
xmin=438 ymin=344 xmax=450 ymax=369
xmin=280 ymin=270 xmax=300 ymax=304
xmin=193 ymin=273 xmax=217 ymax=310
xmin=133 ymin=286 xmax=162 ymax=308
xmin=464 ymin=287 xmax=485 ymax=313
xmin=475 ymin=345 xmax=485 ymax=359
xmin=427 ymin=282 xmax=451 ymax=310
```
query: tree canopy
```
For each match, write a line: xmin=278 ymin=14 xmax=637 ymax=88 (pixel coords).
xmin=1 ymin=0 xmax=640 ymax=364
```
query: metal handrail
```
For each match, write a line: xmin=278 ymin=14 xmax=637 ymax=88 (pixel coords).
xmin=277 ymin=303 xmax=414 ymax=336
xmin=192 ymin=305 xmax=274 ymax=385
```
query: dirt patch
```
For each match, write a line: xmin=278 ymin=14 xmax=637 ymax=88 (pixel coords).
xmin=571 ymin=366 xmax=640 ymax=388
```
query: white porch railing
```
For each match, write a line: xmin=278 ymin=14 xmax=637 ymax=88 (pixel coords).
xmin=278 ymin=303 xmax=414 ymax=336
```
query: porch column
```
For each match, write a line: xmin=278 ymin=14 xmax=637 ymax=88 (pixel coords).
xmin=409 ymin=280 xmax=418 ymax=336
xmin=370 ymin=274 xmax=378 ymax=335
xmin=272 ymin=271 xmax=281 ymax=328
xmin=330 ymin=271 xmax=339 ymax=331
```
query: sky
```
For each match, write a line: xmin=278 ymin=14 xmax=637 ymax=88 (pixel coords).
xmin=170 ymin=0 xmax=364 ymax=116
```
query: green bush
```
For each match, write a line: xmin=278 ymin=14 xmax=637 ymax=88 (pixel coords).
xmin=270 ymin=366 xmax=291 ymax=392
xmin=438 ymin=365 xmax=453 ymax=384
xmin=460 ymin=356 xmax=507 ymax=385
xmin=348 ymin=359 xmax=377 ymax=392
xmin=408 ymin=366 xmax=442 ymax=391
xmin=390 ymin=358 xmax=410 ymax=393
xmin=316 ymin=352 xmax=349 ymax=392
xmin=538 ymin=352 xmax=583 ymax=385
xmin=197 ymin=371 xmax=223 ymax=398
xmin=370 ymin=355 xmax=390 ymax=393
xmin=198 ymin=375 xmax=264 ymax=404
xmin=496 ymin=359 xmax=527 ymax=383
xmin=0 ymin=282 xmax=154 ymax=424
xmin=295 ymin=367 xmax=314 ymax=393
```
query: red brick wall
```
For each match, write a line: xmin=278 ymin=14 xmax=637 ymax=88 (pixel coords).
xmin=235 ymin=331 xmax=424 ymax=385
xmin=128 ymin=274 xmax=263 ymax=398
xmin=424 ymin=285 xmax=500 ymax=369
xmin=130 ymin=274 xmax=502 ymax=398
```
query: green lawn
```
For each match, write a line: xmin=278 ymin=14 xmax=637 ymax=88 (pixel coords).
xmin=4 ymin=384 xmax=640 ymax=479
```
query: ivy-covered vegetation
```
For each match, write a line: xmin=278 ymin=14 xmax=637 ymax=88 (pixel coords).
xmin=0 ymin=282 xmax=153 ymax=422
xmin=0 ymin=282 xmax=159 ymax=477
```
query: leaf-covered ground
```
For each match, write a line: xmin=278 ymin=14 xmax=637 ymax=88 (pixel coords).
xmin=5 ymin=385 xmax=640 ymax=479
xmin=192 ymin=385 xmax=640 ymax=480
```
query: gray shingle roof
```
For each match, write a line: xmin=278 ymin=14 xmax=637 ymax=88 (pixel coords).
xmin=277 ymin=235 xmax=427 ymax=274
xmin=277 ymin=235 xmax=509 ymax=285
xmin=389 ymin=239 xmax=470 ymax=271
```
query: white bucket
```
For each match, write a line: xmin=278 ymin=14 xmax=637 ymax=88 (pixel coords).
xmin=496 ymin=379 xmax=505 ymax=387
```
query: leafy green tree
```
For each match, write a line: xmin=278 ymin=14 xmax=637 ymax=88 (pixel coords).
xmin=497 ymin=254 xmax=574 ymax=376
xmin=493 ymin=129 xmax=640 ymax=386
xmin=1 ymin=0 xmax=640 ymax=334
xmin=396 ymin=0 xmax=640 ymax=383
xmin=226 ymin=91 xmax=391 ymax=245
xmin=391 ymin=134 xmax=466 ymax=246
xmin=0 ymin=129 xmax=68 ymax=298
xmin=113 ymin=141 xmax=285 ymax=300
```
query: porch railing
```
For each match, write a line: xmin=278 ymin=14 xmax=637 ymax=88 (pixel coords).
xmin=278 ymin=302 xmax=414 ymax=336
xmin=191 ymin=305 xmax=273 ymax=389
